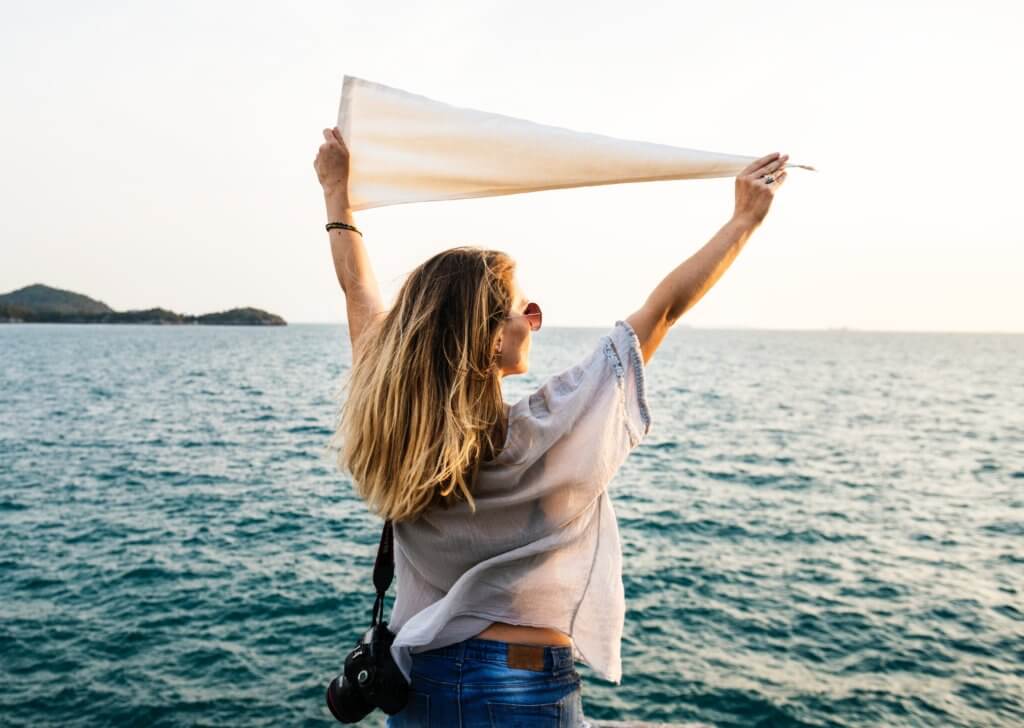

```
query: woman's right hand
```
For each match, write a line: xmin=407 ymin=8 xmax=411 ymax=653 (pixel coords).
xmin=732 ymin=152 xmax=789 ymax=228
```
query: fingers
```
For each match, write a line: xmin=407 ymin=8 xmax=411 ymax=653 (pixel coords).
xmin=741 ymin=152 xmax=779 ymax=176
xmin=321 ymin=126 xmax=348 ymax=149
xmin=750 ymin=155 xmax=789 ymax=181
xmin=756 ymin=154 xmax=788 ymax=177
xmin=743 ymin=153 xmax=792 ymax=179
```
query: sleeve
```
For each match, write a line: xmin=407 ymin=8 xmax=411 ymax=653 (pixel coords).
xmin=513 ymin=319 xmax=653 ymax=458
xmin=606 ymin=319 xmax=653 ymax=447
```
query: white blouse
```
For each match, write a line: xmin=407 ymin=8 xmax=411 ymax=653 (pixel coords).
xmin=388 ymin=319 xmax=652 ymax=684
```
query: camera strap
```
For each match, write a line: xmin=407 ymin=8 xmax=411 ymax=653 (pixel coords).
xmin=370 ymin=520 xmax=395 ymax=627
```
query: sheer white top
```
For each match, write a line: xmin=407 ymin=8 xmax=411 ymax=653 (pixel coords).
xmin=388 ymin=319 xmax=652 ymax=684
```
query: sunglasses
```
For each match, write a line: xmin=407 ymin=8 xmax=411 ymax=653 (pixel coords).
xmin=506 ymin=301 xmax=542 ymax=331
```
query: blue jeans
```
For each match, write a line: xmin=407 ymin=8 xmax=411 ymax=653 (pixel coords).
xmin=385 ymin=637 xmax=586 ymax=727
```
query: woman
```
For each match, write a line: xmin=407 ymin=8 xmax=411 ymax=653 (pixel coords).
xmin=314 ymin=126 xmax=787 ymax=727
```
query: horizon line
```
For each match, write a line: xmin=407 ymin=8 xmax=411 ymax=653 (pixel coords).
xmin=295 ymin=322 xmax=1024 ymax=335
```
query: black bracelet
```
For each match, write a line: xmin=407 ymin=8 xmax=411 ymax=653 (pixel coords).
xmin=326 ymin=221 xmax=362 ymax=237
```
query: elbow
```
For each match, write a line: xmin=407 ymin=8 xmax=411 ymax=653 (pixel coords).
xmin=647 ymin=297 xmax=687 ymax=330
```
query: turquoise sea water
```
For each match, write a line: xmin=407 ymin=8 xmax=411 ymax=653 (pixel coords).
xmin=2 ymin=322 xmax=1022 ymax=727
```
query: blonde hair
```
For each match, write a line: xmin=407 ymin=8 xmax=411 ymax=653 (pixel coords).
xmin=329 ymin=246 xmax=516 ymax=523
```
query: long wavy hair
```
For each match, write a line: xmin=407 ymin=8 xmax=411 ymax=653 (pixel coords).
xmin=329 ymin=246 xmax=516 ymax=523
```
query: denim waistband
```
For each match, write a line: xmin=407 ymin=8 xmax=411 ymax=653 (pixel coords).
xmin=417 ymin=637 xmax=575 ymax=673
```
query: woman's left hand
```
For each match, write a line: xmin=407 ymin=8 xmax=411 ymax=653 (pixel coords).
xmin=314 ymin=126 xmax=351 ymax=202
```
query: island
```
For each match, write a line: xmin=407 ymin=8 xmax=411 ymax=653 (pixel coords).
xmin=0 ymin=284 xmax=286 ymax=326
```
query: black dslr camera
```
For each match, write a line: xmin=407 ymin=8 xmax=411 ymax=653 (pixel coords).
xmin=325 ymin=521 xmax=410 ymax=723
xmin=326 ymin=621 xmax=409 ymax=721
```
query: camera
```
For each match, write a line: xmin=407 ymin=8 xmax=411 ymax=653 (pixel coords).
xmin=326 ymin=621 xmax=410 ymax=723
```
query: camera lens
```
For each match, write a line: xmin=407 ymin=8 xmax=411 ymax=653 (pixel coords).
xmin=325 ymin=672 xmax=375 ymax=724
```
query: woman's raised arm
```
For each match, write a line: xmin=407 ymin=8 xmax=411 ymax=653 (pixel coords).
xmin=625 ymin=152 xmax=789 ymax=366
xmin=314 ymin=127 xmax=387 ymax=355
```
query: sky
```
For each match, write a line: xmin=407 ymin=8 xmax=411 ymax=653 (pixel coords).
xmin=2 ymin=0 xmax=1021 ymax=332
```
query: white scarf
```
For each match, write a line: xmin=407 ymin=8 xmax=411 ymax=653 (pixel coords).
xmin=337 ymin=75 xmax=812 ymax=211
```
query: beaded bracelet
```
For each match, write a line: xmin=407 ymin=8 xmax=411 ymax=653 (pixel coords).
xmin=325 ymin=221 xmax=362 ymax=237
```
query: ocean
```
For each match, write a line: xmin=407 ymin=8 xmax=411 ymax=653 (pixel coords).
xmin=1 ymin=322 xmax=1021 ymax=727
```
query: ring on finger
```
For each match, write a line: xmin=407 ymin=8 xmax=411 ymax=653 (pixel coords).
xmin=754 ymin=165 xmax=782 ymax=181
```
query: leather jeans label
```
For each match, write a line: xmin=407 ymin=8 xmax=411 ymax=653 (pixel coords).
xmin=506 ymin=644 xmax=546 ymax=672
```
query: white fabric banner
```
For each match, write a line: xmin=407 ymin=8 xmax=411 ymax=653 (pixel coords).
xmin=337 ymin=75 xmax=812 ymax=212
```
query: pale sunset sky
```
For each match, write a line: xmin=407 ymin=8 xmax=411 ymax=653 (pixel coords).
xmin=2 ymin=1 xmax=1021 ymax=331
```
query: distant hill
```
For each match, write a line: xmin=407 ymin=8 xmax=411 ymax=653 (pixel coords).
xmin=0 ymin=283 xmax=114 ymax=315
xmin=0 ymin=284 xmax=286 ymax=326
